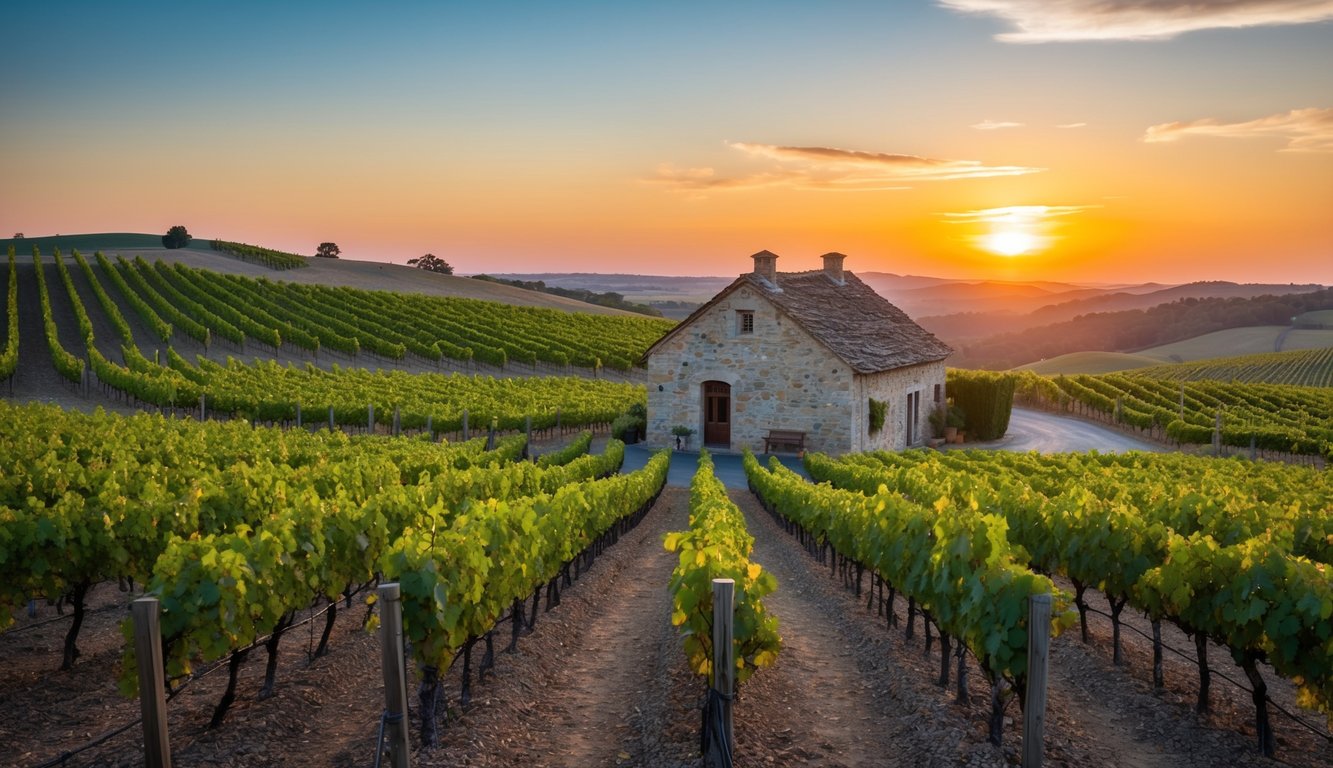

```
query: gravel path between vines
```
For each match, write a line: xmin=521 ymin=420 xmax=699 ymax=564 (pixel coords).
xmin=417 ymin=486 xmax=699 ymax=768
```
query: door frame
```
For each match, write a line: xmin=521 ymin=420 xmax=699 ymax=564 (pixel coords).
xmin=702 ymin=380 xmax=731 ymax=448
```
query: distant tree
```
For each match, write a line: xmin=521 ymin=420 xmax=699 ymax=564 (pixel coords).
xmin=315 ymin=242 xmax=341 ymax=259
xmin=162 ymin=225 xmax=192 ymax=249
xmin=407 ymin=253 xmax=453 ymax=274
xmin=12 ymin=233 xmax=23 ymax=239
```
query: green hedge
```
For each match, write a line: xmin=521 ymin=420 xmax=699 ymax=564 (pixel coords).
xmin=947 ymin=369 xmax=1017 ymax=441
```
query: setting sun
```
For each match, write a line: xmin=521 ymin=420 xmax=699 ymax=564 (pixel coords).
xmin=983 ymin=229 xmax=1037 ymax=257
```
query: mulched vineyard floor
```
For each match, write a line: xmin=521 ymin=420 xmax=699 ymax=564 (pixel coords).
xmin=3 ymin=484 xmax=1330 ymax=767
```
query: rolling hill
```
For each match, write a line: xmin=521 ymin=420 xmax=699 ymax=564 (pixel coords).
xmin=1012 ymin=351 xmax=1163 ymax=375
xmin=951 ymin=289 xmax=1333 ymax=370
xmin=1 ymin=234 xmax=643 ymax=318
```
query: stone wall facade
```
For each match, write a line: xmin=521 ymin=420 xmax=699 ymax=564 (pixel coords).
xmin=851 ymin=360 xmax=948 ymax=453
xmin=645 ymin=284 xmax=947 ymax=455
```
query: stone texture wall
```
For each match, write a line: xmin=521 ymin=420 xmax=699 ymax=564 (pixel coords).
xmin=645 ymin=285 xmax=950 ymax=455
xmin=851 ymin=360 xmax=948 ymax=452
xmin=646 ymin=284 xmax=858 ymax=453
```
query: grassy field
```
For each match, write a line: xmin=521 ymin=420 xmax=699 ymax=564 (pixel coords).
xmin=1012 ymin=351 xmax=1162 ymax=375
xmin=0 ymin=233 xmax=163 ymax=252
xmin=1133 ymin=325 xmax=1333 ymax=361
xmin=1295 ymin=309 xmax=1333 ymax=328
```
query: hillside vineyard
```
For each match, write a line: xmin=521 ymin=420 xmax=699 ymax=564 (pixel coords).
xmin=19 ymin=247 xmax=649 ymax=429
xmin=1016 ymin=371 xmax=1332 ymax=458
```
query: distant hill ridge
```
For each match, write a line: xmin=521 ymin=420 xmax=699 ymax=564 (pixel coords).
xmin=954 ymin=288 xmax=1333 ymax=370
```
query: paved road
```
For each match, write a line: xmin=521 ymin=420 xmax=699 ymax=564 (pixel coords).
xmin=622 ymin=445 xmax=807 ymax=489
xmin=623 ymin=406 xmax=1161 ymax=489
xmin=966 ymin=406 xmax=1163 ymax=454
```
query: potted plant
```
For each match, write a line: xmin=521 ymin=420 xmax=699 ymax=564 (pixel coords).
xmin=945 ymin=403 xmax=966 ymax=443
xmin=671 ymin=424 xmax=696 ymax=450
xmin=929 ymin=404 xmax=947 ymax=438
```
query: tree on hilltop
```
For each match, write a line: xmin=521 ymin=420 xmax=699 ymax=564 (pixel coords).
xmin=162 ymin=225 xmax=192 ymax=249
xmin=407 ymin=253 xmax=453 ymax=274
xmin=315 ymin=242 xmax=341 ymax=259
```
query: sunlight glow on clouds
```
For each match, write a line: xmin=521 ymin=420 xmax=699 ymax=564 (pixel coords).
xmin=972 ymin=119 xmax=1024 ymax=130
xmin=650 ymin=143 xmax=1044 ymax=193
xmin=1144 ymin=107 xmax=1333 ymax=152
xmin=939 ymin=0 xmax=1333 ymax=42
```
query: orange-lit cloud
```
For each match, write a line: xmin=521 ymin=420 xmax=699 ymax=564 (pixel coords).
xmin=1143 ymin=107 xmax=1333 ymax=152
xmin=939 ymin=0 xmax=1333 ymax=42
xmin=650 ymin=142 xmax=1044 ymax=193
xmin=971 ymin=119 xmax=1024 ymax=130
xmin=1056 ymin=122 xmax=1087 ymax=129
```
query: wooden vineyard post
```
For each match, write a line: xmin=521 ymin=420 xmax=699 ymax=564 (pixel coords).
xmin=377 ymin=583 xmax=411 ymax=768
xmin=368 ymin=403 xmax=375 ymax=434
xmin=329 ymin=405 xmax=335 ymax=431
xmin=462 ymin=409 xmax=470 ymax=441
xmin=199 ymin=393 xmax=206 ymax=422
xmin=707 ymin=578 xmax=735 ymax=768
xmin=295 ymin=402 xmax=302 ymax=429
xmin=524 ymin=415 xmax=532 ymax=460
xmin=132 ymin=597 xmax=172 ymax=768
xmin=393 ymin=405 xmax=401 ymax=437
xmin=1023 ymin=593 xmax=1051 ymax=768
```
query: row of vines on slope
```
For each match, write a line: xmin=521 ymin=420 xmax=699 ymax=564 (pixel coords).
xmin=1 ymin=248 xmax=17 ymax=381
xmin=210 ymin=239 xmax=308 ymax=269
xmin=27 ymin=248 xmax=645 ymax=434
xmin=1 ymin=398 xmax=659 ymax=746
xmin=1014 ymin=370 xmax=1332 ymax=459
xmin=808 ymin=448 xmax=1333 ymax=756
xmin=1129 ymin=347 xmax=1333 ymax=388
xmin=102 ymin=253 xmax=671 ymax=370
xmin=743 ymin=449 xmax=1076 ymax=747
xmin=665 ymin=449 xmax=781 ymax=683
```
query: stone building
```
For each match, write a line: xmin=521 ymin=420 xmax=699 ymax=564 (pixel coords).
xmin=641 ymin=251 xmax=953 ymax=454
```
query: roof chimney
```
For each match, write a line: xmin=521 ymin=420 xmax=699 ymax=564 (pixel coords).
xmin=821 ymin=252 xmax=846 ymax=285
xmin=751 ymin=250 xmax=779 ymax=287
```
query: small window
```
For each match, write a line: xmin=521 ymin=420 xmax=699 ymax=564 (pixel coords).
xmin=737 ymin=310 xmax=755 ymax=335
xmin=934 ymin=384 xmax=942 ymax=403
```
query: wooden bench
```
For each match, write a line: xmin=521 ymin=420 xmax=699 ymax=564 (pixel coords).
xmin=763 ymin=429 xmax=806 ymax=454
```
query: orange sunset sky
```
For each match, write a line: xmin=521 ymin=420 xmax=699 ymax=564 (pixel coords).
xmin=2 ymin=1 xmax=1331 ymax=284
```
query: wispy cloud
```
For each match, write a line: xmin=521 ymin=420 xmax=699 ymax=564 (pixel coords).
xmin=938 ymin=0 xmax=1333 ymax=42
xmin=942 ymin=204 xmax=1097 ymax=224
xmin=649 ymin=142 xmax=1044 ymax=193
xmin=972 ymin=119 xmax=1024 ymax=130
xmin=1143 ymin=107 xmax=1333 ymax=152
xmin=1056 ymin=122 xmax=1087 ymax=129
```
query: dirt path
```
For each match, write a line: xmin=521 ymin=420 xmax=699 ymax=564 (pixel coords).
xmin=524 ymin=488 xmax=692 ymax=768
xmin=731 ymin=490 xmax=1007 ymax=767
xmin=418 ymin=487 xmax=699 ymax=768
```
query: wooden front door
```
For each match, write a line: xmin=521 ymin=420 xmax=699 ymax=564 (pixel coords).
xmin=703 ymin=381 xmax=731 ymax=447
